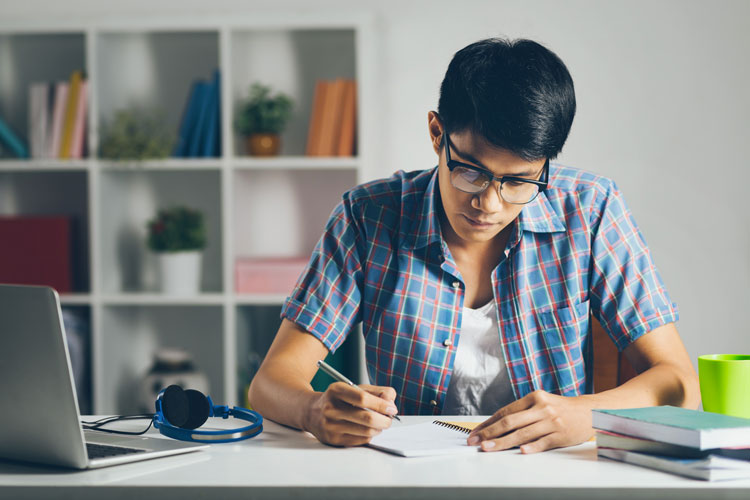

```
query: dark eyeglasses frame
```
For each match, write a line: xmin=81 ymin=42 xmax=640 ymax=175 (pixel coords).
xmin=443 ymin=131 xmax=549 ymax=205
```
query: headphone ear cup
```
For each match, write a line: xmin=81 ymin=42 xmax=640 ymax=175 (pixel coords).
xmin=181 ymin=389 xmax=211 ymax=430
xmin=160 ymin=385 xmax=189 ymax=428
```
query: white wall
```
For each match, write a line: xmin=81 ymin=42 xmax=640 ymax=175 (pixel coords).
xmin=3 ymin=0 xmax=749 ymax=366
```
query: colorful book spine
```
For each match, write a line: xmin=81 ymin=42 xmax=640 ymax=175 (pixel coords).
xmin=59 ymin=71 xmax=82 ymax=159
xmin=48 ymin=82 xmax=69 ymax=158
xmin=336 ymin=80 xmax=357 ymax=157
xmin=0 ymin=116 xmax=29 ymax=159
xmin=28 ymin=83 xmax=50 ymax=159
xmin=318 ymin=79 xmax=345 ymax=156
xmin=187 ymin=81 xmax=210 ymax=158
xmin=201 ymin=70 xmax=221 ymax=158
xmin=306 ymin=80 xmax=327 ymax=156
xmin=173 ymin=80 xmax=204 ymax=157
xmin=70 ymin=80 xmax=88 ymax=159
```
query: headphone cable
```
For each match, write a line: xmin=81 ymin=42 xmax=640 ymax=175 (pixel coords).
xmin=81 ymin=414 xmax=156 ymax=436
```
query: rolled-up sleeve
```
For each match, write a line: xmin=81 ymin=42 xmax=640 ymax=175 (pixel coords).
xmin=280 ymin=196 xmax=364 ymax=353
xmin=589 ymin=180 xmax=679 ymax=351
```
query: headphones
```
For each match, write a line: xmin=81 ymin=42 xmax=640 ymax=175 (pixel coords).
xmin=152 ymin=385 xmax=263 ymax=443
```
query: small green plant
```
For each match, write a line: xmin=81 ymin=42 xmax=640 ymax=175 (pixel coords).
xmin=147 ymin=206 xmax=206 ymax=252
xmin=234 ymin=83 xmax=294 ymax=135
xmin=99 ymin=107 xmax=175 ymax=160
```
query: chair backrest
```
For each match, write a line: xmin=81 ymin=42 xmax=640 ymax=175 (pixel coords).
xmin=592 ymin=316 xmax=637 ymax=393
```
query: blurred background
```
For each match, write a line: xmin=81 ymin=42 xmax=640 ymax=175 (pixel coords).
xmin=1 ymin=0 xmax=748 ymax=413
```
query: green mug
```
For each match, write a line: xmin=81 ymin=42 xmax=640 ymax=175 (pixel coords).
xmin=698 ymin=354 xmax=750 ymax=418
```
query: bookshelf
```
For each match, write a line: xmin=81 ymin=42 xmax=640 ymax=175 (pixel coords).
xmin=0 ymin=13 xmax=374 ymax=414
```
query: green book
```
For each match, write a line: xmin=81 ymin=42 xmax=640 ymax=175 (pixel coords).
xmin=592 ymin=406 xmax=750 ymax=450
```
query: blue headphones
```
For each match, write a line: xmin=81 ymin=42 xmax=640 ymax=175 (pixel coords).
xmin=153 ymin=385 xmax=263 ymax=443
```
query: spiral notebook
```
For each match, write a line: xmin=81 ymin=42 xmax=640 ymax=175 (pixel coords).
xmin=368 ymin=420 xmax=481 ymax=457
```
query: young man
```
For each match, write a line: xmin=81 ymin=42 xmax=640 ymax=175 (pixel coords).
xmin=248 ymin=38 xmax=699 ymax=453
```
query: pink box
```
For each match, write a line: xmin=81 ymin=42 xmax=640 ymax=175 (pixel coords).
xmin=235 ymin=257 xmax=309 ymax=295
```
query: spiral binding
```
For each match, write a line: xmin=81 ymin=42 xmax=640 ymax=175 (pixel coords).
xmin=432 ymin=420 xmax=472 ymax=434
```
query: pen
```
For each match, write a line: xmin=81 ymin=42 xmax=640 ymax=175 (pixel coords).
xmin=317 ymin=359 xmax=401 ymax=421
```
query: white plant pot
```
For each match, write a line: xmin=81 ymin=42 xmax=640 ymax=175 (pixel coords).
xmin=158 ymin=250 xmax=202 ymax=295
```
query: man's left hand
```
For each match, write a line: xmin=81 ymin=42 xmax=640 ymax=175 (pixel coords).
xmin=466 ymin=390 xmax=593 ymax=454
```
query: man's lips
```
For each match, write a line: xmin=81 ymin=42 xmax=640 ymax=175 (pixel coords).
xmin=462 ymin=215 xmax=501 ymax=226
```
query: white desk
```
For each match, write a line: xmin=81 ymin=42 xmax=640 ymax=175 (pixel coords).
xmin=1 ymin=415 xmax=750 ymax=499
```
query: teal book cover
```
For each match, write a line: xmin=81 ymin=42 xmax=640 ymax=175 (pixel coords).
xmin=596 ymin=406 xmax=750 ymax=430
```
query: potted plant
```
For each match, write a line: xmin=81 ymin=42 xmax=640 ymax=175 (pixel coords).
xmin=146 ymin=206 xmax=206 ymax=295
xmin=99 ymin=107 xmax=176 ymax=160
xmin=234 ymin=82 xmax=294 ymax=156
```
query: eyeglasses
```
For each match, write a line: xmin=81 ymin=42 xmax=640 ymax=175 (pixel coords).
xmin=443 ymin=131 xmax=549 ymax=205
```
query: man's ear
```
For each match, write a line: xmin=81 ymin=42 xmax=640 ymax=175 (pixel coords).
xmin=427 ymin=111 xmax=443 ymax=156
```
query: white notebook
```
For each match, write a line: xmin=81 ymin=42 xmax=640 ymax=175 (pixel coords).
xmin=368 ymin=420 xmax=480 ymax=457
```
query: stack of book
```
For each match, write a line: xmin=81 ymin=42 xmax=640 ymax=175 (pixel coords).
xmin=0 ymin=70 xmax=88 ymax=160
xmin=306 ymin=79 xmax=356 ymax=157
xmin=23 ymin=70 xmax=88 ymax=160
xmin=593 ymin=406 xmax=750 ymax=481
xmin=173 ymin=69 xmax=221 ymax=158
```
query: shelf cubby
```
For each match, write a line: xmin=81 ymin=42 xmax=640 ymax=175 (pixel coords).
xmin=0 ymin=170 xmax=90 ymax=292
xmin=232 ymin=168 xmax=356 ymax=259
xmin=0 ymin=32 xmax=86 ymax=158
xmin=98 ymin=169 xmax=223 ymax=295
xmin=230 ymin=28 xmax=356 ymax=157
xmin=95 ymin=30 xmax=220 ymax=154
xmin=98 ymin=304 xmax=225 ymax=414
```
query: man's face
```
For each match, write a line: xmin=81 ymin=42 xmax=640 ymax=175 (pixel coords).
xmin=434 ymin=125 xmax=547 ymax=247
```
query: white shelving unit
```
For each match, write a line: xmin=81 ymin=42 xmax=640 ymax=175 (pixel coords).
xmin=0 ymin=13 xmax=374 ymax=414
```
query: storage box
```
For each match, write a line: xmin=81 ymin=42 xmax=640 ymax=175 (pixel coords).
xmin=0 ymin=216 xmax=73 ymax=293
xmin=235 ymin=257 xmax=309 ymax=295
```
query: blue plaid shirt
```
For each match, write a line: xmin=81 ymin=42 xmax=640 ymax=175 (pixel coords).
xmin=281 ymin=165 xmax=678 ymax=415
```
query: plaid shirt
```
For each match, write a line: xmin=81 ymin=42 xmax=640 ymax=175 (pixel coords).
xmin=281 ymin=165 xmax=678 ymax=416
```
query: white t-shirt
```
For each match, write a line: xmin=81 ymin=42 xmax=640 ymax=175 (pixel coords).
xmin=442 ymin=300 xmax=516 ymax=416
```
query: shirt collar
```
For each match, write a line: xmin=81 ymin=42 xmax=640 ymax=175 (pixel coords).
xmin=401 ymin=167 xmax=444 ymax=250
xmin=402 ymin=167 xmax=566 ymax=250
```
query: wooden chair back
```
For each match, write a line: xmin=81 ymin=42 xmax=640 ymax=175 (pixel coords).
xmin=591 ymin=316 xmax=637 ymax=392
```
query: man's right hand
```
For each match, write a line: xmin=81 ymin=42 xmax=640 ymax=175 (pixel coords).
xmin=303 ymin=383 xmax=399 ymax=446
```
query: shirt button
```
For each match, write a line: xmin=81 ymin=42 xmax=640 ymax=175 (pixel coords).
xmin=443 ymin=339 xmax=453 ymax=347
xmin=452 ymin=281 xmax=461 ymax=289
xmin=430 ymin=400 xmax=438 ymax=407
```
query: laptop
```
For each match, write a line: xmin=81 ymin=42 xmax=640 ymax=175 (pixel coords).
xmin=0 ymin=284 xmax=208 ymax=469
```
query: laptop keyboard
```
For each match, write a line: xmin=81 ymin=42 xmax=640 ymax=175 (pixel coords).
xmin=86 ymin=442 xmax=147 ymax=459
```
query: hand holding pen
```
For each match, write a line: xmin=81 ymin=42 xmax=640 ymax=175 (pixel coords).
xmin=304 ymin=360 xmax=400 ymax=447
xmin=317 ymin=360 xmax=401 ymax=422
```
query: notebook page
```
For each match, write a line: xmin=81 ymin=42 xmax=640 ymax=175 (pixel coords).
xmin=368 ymin=421 xmax=480 ymax=457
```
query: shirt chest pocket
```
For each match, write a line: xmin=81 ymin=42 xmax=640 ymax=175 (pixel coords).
xmin=535 ymin=300 xmax=590 ymax=393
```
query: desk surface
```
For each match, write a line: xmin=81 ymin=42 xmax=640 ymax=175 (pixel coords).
xmin=2 ymin=415 xmax=750 ymax=500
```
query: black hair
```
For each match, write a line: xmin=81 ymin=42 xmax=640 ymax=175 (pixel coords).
xmin=437 ymin=37 xmax=576 ymax=161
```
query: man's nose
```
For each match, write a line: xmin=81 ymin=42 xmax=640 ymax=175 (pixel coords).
xmin=473 ymin=183 xmax=503 ymax=212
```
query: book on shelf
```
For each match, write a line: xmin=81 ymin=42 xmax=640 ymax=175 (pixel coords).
xmin=26 ymin=71 xmax=88 ymax=160
xmin=305 ymin=81 xmax=326 ymax=156
xmin=59 ymin=70 xmax=83 ymax=159
xmin=322 ymin=79 xmax=346 ymax=156
xmin=0 ymin=115 xmax=29 ymax=159
xmin=201 ymin=70 xmax=221 ymax=158
xmin=592 ymin=406 xmax=750 ymax=450
xmin=187 ymin=79 xmax=209 ymax=157
xmin=69 ymin=79 xmax=88 ymax=159
xmin=48 ymin=82 xmax=70 ymax=158
xmin=28 ymin=83 xmax=50 ymax=159
xmin=337 ymin=80 xmax=357 ymax=156
xmin=597 ymin=447 xmax=750 ymax=481
xmin=0 ymin=216 xmax=73 ymax=293
xmin=173 ymin=80 xmax=206 ymax=157
xmin=175 ymin=70 xmax=220 ymax=158
xmin=306 ymin=79 xmax=357 ymax=157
